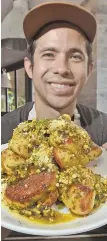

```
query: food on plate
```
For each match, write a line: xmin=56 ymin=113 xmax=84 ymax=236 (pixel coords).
xmin=53 ymin=143 xmax=101 ymax=169
xmin=63 ymin=184 xmax=96 ymax=215
xmin=1 ymin=149 xmax=26 ymax=176
xmin=8 ymin=114 xmax=102 ymax=167
xmin=4 ymin=172 xmax=58 ymax=208
xmin=1 ymin=115 xmax=107 ymax=224
xmin=58 ymin=166 xmax=107 ymax=215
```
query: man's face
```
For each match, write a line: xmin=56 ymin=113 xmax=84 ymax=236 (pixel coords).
xmin=29 ymin=24 xmax=90 ymax=109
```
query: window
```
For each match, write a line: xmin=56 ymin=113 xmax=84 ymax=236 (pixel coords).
xmin=1 ymin=67 xmax=26 ymax=114
xmin=1 ymin=88 xmax=6 ymax=112
xmin=16 ymin=68 xmax=26 ymax=108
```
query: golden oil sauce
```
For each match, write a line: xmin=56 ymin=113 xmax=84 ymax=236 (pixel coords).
xmin=27 ymin=211 xmax=77 ymax=225
xmin=2 ymin=200 xmax=77 ymax=225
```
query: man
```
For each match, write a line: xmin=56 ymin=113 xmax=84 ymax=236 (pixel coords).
xmin=1 ymin=2 xmax=107 ymax=145
xmin=1 ymin=3 xmax=107 ymax=239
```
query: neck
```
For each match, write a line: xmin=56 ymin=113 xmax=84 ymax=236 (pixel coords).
xmin=35 ymin=95 xmax=77 ymax=120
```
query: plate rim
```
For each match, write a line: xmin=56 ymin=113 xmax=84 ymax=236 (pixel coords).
xmin=1 ymin=216 xmax=107 ymax=236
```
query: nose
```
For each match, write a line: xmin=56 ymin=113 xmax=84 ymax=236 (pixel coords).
xmin=53 ymin=55 xmax=71 ymax=77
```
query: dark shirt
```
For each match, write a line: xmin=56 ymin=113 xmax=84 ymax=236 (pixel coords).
xmin=1 ymin=102 xmax=107 ymax=146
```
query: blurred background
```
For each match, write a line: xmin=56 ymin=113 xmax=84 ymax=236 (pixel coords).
xmin=1 ymin=0 xmax=107 ymax=115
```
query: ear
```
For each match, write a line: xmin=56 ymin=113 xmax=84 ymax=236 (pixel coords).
xmin=84 ymin=63 xmax=93 ymax=86
xmin=88 ymin=62 xmax=93 ymax=76
xmin=24 ymin=57 xmax=33 ymax=79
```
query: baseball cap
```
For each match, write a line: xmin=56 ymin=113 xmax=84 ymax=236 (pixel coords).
xmin=23 ymin=1 xmax=97 ymax=43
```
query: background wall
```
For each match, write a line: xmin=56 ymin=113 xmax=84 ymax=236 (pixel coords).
xmin=78 ymin=0 xmax=97 ymax=109
xmin=78 ymin=0 xmax=107 ymax=114
xmin=96 ymin=0 xmax=107 ymax=113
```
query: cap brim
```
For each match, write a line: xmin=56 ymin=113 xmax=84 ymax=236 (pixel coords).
xmin=23 ymin=1 xmax=96 ymax=43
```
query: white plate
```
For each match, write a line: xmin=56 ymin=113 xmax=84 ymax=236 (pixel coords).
xmin=1 ymin=144 xmax=107 ymax=236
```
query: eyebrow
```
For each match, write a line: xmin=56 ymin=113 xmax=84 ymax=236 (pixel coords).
xmin=39 ymin=47 xmax=59 ymax=53
xmin=39 ymin=47 xmax=85 ymax=56
xmin=69 ymin=48 xmax=84 ymax=55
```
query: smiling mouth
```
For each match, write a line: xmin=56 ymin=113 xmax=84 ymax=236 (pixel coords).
xmin=49 ymin=82 xmax=76 ymax=95
xmin=50 ymin=83 xmax=75 ymax=89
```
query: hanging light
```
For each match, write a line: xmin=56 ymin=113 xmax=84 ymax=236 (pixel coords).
xmin=1 ymin=68 xmax=12 ymax=88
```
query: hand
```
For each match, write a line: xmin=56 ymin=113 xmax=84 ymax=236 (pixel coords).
xmin=102 ymin=142 xmax=107 ymax=150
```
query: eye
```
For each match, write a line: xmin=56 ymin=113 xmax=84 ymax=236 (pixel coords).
xmin=42 ymin=52 xmax=55 ymax=59
xmin=70 ymin=53 xmax=83 ymax=62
